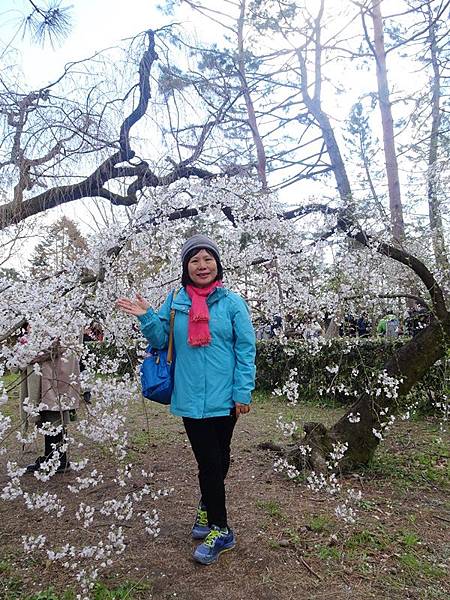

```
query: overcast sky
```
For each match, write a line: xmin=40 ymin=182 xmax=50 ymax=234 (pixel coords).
xmin=0 ymin=1 xmax=435 ymax=269
xmin=1 ymin=1 xmax=172 ymax=85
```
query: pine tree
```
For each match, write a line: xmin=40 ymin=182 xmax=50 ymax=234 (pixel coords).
xmin=30 ymin=216 xmax=87 ymax=277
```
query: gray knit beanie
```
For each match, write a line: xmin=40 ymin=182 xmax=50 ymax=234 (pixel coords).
xmin=180 ymin=234 xmax=221 ymax=263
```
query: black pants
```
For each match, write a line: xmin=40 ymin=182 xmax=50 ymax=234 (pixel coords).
xmin=183 ymin=414 xmax=237 ymax=529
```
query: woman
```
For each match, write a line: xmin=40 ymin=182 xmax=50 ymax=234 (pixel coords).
xmin=117 ymin=234 xmax=256 ymax=565
xmin=16 ymin=327 xmax=81 ymax=474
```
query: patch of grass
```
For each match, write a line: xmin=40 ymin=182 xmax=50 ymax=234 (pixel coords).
xmin=345 ymin=528 xmax=392 ymax=553
xmin=282 ymin=407 xmax=299 ymax=422
xmin=421 ymin=562 xmax=447 ymax=579
xmin=0 ymin=559 xmax=11 ymax=574
xmin=26 ymin=589 xmax=74 ymax=600
xmin=410 ymin=448 xmax=449 ymax=484
xmin=0 ymin=573 xmax=25 ymax=600
xmin=358 ymin=498 xmax=379 ymax=511
xmin=398 ymin=531 xmax=420 ymax=548
xmin=306 ymin=393 xmax=340 ymax=409
xmin=399 ymin=552 xmax=420 ymax=570
xmin=249 ymin=390 xmax=344 ymax=425
xmin=398 ymin=553 xmax=446 ymax=580
xmin=283 ymin=527 xmax=301 ymax=545
xmin=307 ymin=515 xmax=332 ymax=533
xmin=317 ymin=546 xmax=341 ymax=561
xmin=251 ymin=390 xmax=273 ymax=404
xmin=1 ymin=373 xmax=18 ymax=387
xmin=342 ymin=525 xmax=446 ymax=587
xmin=92 ymin=581 xmax=143 ymax=599
xmin=25 ymin=581 xmax=152 ymax=600
xmin=129 ymin=429 xmax=153 ymax=450
xmin=406 ymin=514 xmax=417 ymax=525
xmin=1 ymin=404 xmax=14 ymax=417
xmin=256 ymin=499 xmax=286 ymax=520
xmin=98 ymin=580 xmax=153 ymax=599
xmin=366 ymin=452 xmax=408 ymax=481
xmin=366 ymin=440 xmax=449 ymax=489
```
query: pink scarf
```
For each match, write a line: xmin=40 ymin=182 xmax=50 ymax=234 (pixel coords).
xmin=186 ymin=281 xmax=223 ymax=346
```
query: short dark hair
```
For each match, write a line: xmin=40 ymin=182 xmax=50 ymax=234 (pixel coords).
xmin=181 ymin=247 xmax=223 ymax=287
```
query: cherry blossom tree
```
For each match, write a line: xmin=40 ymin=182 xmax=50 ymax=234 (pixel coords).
xmin=1 ymin=4 xmax=449 ymax=593
xmin=157 ymin=0 xmax=449 ymax=468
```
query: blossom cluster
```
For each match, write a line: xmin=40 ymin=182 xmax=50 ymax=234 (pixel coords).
xmin=273 ymin=457 xmax=301 ymax=479
xmin=273 ymin=368 xmax=300 ymax=405
xmin=276 ymin=415 xmax=298 ymax=437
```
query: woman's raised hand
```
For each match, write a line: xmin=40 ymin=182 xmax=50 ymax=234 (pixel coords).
xmin=116 ymin=293 xmax=150 ymax=317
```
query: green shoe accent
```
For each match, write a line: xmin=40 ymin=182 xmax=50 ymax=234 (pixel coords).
xmin=193 ymin=525 xmax=236 ymax=565
xmin=192 ymin=504 xmax=210 ymax=539
xmin=197 ymin=507 xmax=208 ymax=527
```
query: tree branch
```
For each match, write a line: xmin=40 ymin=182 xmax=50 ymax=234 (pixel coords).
xmin=119 ymin=30 xmax=158 ymax=161
xmin=345 ymin=293 xmax=431 ymax=312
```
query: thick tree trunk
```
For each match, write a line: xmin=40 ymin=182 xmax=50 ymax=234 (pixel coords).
xmin=294 ymin=314 xmax=450 ymax=472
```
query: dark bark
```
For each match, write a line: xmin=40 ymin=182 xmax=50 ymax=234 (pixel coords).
xmin=299 ymin=314 xmax=450 ymax=472
xmin=0 ymin=30 xmax=216 ymax=231
xmin=289 ymin=204 xmax=450 ymax=472
xmin=0 ymin=158 xmax=215 ymax=229
xmin=119 ymin=30 xmax=157 ymax=161
xmin=296 ymin=26 xmax=352 ymax=203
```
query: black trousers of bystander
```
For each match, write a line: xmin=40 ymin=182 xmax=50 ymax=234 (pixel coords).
xmin=183 ymin=413 xmax=237 ymax=529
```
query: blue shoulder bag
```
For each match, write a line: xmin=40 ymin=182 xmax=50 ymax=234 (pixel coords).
xmin=140 ymin=291 xmax=177 ymax=405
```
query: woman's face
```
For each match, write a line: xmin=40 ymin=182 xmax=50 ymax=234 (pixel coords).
xmin=187 ymin=249 xmax=218 ymax=288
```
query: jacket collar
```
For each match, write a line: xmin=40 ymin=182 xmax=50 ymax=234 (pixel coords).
xmin=173 ymin=286 xmax=228 ymax=308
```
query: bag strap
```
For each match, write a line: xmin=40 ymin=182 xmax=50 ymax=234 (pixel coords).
xmin=167 ymin=289 xmax=178 ymax=365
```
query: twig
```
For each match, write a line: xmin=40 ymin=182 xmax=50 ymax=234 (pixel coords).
xmin=122 ymin=573 xmax=148 ymax=599
xmin=432 ymin=514 xmax=450 ymax=524
xmin=298 ymin=555 xmax=322 ymax=580
xmin=420 ymin=474 xmax=440 ymax=490
xmin=5 ymin=373 xmax=27 ymax=394
xmin=338 ymin=572 xmax=351 ymax=587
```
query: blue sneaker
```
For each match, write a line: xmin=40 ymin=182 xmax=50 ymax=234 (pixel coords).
xmin=193 ymin=526 xmax=236 ymax=565
xmin=192 ymin=504 xmax=210 ymax=540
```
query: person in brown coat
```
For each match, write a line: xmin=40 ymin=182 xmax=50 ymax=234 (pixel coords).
xmin=18 ymin=329 xmax=81 ymax=474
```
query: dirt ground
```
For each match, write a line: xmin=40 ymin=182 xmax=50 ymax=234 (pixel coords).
xmin=0 ymin=392 xmax=449 ymax=600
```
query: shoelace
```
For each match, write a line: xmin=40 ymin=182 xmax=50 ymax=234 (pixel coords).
xmin=204 ymin=528 xmax=222 ymax=548
xmin=196 ymin=508 xmax=208 ymax=527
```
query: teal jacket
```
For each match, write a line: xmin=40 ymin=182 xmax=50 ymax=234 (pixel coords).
xmin=138 ymin=286 xmax=256 ymax=419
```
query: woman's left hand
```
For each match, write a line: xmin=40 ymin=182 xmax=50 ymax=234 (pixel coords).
xmin=235 ymin=403 xmax=250 ymax=417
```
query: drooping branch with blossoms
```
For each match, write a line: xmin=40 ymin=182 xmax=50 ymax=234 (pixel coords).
xmin=1 ymin=3 xmax=449 ymax=591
